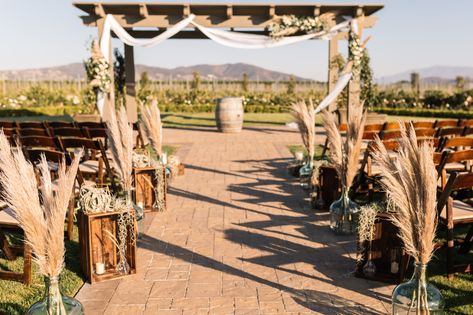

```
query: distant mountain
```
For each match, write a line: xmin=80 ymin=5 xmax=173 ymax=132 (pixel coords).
xmin=377 ymin=66 xmax=473 ymax=85
xmin=0 ymin=62 xmax=309 ymax=81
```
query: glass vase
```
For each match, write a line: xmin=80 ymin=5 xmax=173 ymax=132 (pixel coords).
xmin=299 ymin=156 xmax=313 ymax=189
xmin=363 ymin=251 xmax=377 ymax=278
xmin=392 ymin=263 xmax=444 ymax=314
xmin=329 ymin=188 xmax=359 ymax=235
xmin=26 ymin=276 xmax=84 ymax=315
xmin=116 ymin=246 xmax=130 ymax=275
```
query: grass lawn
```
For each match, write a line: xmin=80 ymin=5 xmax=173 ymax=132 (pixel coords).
xmin=0 ymin=226 xmax=83 ymax=315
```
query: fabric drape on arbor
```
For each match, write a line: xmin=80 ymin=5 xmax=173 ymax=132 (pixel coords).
xmin=98 ymin=14 xmax=355 ymax=117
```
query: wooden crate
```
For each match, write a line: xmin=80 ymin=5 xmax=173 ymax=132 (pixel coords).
xmin=356 ymin=212 xmax=409 ymax=283
xmin=133 ymin=167 xmax=167 ymax=212
xmin=313 ymin=166 xmax=341 ymax=211
xmin=78 ymin=211 xmax=137 ymax=284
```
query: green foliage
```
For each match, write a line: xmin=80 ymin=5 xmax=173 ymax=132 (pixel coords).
xmin=114 ymin=48 xmax=126 ymax=101
xmin=455 ymin=76 xmax=465 ymax=91
xmin=137 ymin=72 xmax=152 ymax=102
xmin=410 ymin=72 xmax=420 ymax=97
xmin=360 ymin=49 xmax=376 ymax=106
xmin=190 ymin=72 xmax=201 ymax=92
xmin=242 ymin=73 xmax=249 ymax=92
xmin=287 ymin=75 xmax=296 ymax=95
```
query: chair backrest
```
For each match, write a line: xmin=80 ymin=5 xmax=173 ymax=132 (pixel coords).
xmin=58 ymin=136 xmax=100 ymax=152
xmin=17 ymin=121 xmax=46 ymax=129
xmin=52 ymin=127 xmax=85 ymax=138
xmin=363 ymin=123 xmax=384 ymax=132
xmin=460 ymin=119 xmax=473 ymax=127
xmin=1 ymin=128 xmax=16 ymax=137
xmin=440 ymin=137 xmax=473 ymax=151
xmin=437 ymin=171 xmax=473 ymax=217
xmin=19 ymin=136 xmax=59 ymax=150
xmin=382 ymin=121 xmax=408 ymax=131
xmin=443 ymin=149 xmax=473 ymax=164
xmin=83 ymin=127 xmax=107 ymax=139
xmin=434 ymin=119 xmax=459 ymax=128
xmin=436 ymin=127 xmax=466 ymax=138
xmin=77 ymin=121 xmax=105 ymax=129
xmin=25 ymin=149 xmax=85 ymax=186
xmin=18 ymin=128 xmax=52 ymax=137
xmin=0 ymin=121 xmax=15 ymax=129
xmin=412 ymin=121 xmax=436 ymax=129
xmin=46 ymin=121 xmax=76 ymax=129
xmin=362 ymin=131 xmax=379 ymax=140
xmin=380 ymin=128 xmax=436 ymax=141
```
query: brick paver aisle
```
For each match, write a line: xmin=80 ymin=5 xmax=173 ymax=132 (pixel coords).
xmin=77 ymin=126 xmax=394 ymax=314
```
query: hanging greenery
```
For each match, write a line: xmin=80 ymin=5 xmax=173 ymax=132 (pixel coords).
xmin=84 ymin=40 xmax=111 ymax=93
xmin=269 ymin=15 xmax=330 ymax=38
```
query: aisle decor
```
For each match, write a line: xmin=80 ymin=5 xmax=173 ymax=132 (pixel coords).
xmin=357 ymin=204 xmax=380 ymax=278
xmin=372 ymin=124 xmax=444 ymax=314
xmin=322 ymin=103 xmax=366 ymax=235
xmin=0 ymin=132 xmax=84 ymax=314
xmin=106 ymin=106 xmax=145 ymax=234
xmin=290 ymin=100 xmax=317 ymax=189
xmin=139 ymin=100 xmax=163 ymax=159
xmin=77 ymin=185 xmax=137 ymax=282
xmin=84 ymin=40 xmax=111 ymax=116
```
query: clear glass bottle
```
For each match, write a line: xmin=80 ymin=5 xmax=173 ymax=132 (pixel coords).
xmin=125 ymin=191 xmax=144 ymax=238
xmin=26 ymin=276 xmax=84 ymax=315
xmin=299 ymin=156 xmax=313 ymax=189
xmin=329 ymin=187 xmax=359 ymax=235
xmin=392 ymin=263 xmax=444 ymax=314
xmin=362 ymin=251 xmax=377 ymax=278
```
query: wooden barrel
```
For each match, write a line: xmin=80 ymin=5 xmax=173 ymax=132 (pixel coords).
xmin=215 ymin=97 xmax=243 ymax=133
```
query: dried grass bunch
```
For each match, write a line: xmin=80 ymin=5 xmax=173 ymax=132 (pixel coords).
xmin=0 ymin=132 xmax=80 ymax=277
xmin=322 ymin=104 xmax=366 ymax=189
xmin=290 ymin=100 xmax=316 ymax=158
xmin=139 ymin=99 xmax=163 ymax=158
xmin=357 ymin=204 xmax=380 ymax=262
xmin=372 ymin=124 xmax=437 ymax=264
xmin=107 ymin=106 xmax=134 ymax=191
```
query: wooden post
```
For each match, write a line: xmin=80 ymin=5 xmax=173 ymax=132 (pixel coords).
xmin=124 ymin=43 xmax=138 ymax=122
xmin=327 ymin=38 xmax=339 ymax=113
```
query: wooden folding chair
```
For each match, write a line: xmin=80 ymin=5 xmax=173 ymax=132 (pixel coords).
xmin=18 ymin=135 xmax=61 ymax=150
xmin=412 ymin=121 xmax=436 ymax=129
xmin=25 ymin=148 xmax=85 ymax=241
xmin=0 ymin=121 xmax=16 ymax=129
xmin=435 ymin=119 xmax=460 ymax=129
xmin=58 ymin=137 xmax=116 ymax=192
xmin=439 ymin=137 xmax=473 ymax=152
xmin=17 ymin=128 xmax=52 ymax=137
xmin=16 ymin=121 xmax=47 ymax=129
xmin=51 ymin=127 xmax=86 ymax=138
xmin=436 ymin=127 xmax=467 ymax=138
xmin=437 ymin=171 xmax=473 ymax=279
xmin=46 ymin=121 xmax=77 ymax=129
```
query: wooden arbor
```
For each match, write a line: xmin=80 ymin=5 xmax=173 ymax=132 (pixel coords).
xmin=73 ymin=2 xmax=383 ymax=121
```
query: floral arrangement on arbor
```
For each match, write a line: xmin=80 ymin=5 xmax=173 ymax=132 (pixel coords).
xmin=84 ymin=40 xmax=111 ymax=93
xmin=269 ymin=14 xmax=331 ymax=38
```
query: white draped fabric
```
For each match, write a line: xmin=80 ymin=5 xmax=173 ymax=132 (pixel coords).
xmin=98 ymin=14 xmax=355 ymax=117
xmin=314 ymin=71 xmax=353 ymax=114
xmin=99 ymin=14 xmax=353 ymax=57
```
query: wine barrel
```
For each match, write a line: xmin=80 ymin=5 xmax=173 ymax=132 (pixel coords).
xmin=215 ymin=97 xmax=244 ymax=133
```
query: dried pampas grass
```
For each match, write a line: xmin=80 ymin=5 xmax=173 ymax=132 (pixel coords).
xmin=372 ymin=124 xmax=437 ymax=264
xmin=139 ymin=99 xmax=163 ymax=157
xmin=291 ymin=100 xmax=316 ymax=158
xmin=107 ymin=106 xmax=134 ymax=191
xmin=322 ymin=104 xmax=366 ymax=189
xmin=0 ymin=132 xmax=81 ymax=277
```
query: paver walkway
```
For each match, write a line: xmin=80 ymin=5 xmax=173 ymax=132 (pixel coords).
xmin=77 ymin=125 xmax=394 ymax=314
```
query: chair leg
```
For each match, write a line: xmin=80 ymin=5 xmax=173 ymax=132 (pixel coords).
xmin=447 ymin=224 xmax=455 ymax=280
xmin=459 ymin=225 xmax=473 ymax=254
xmin=66 ymin=196 xmax=75 ymax=241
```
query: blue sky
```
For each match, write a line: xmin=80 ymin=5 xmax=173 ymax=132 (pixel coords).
xmin=1 ymin=0 xmax=472 ymax=80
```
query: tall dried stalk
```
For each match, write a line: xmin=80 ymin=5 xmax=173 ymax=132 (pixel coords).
xmin=322 ymin=105 xmax=366 ymax=189
xmin=0 ymin=132 xmax=80 ymax=277
xmin=372 ymin=124 xmax=437 ymax=265
xmin=106 ymin=106 xmax=134 ymax=192
xmin=139 ymin=99 xmax=163 ymax=157
xmin=290 ymin=100 xmax=316 ymax=159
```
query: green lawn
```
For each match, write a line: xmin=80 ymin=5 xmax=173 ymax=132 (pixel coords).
xmin=0 ymin=226 xmax=83 ymax=315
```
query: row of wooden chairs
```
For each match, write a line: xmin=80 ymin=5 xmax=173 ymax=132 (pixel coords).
xmin=358 ymin=135 xmax=473 ymax=279
xmin=0 ymin=120 xmax=105 ymax=130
